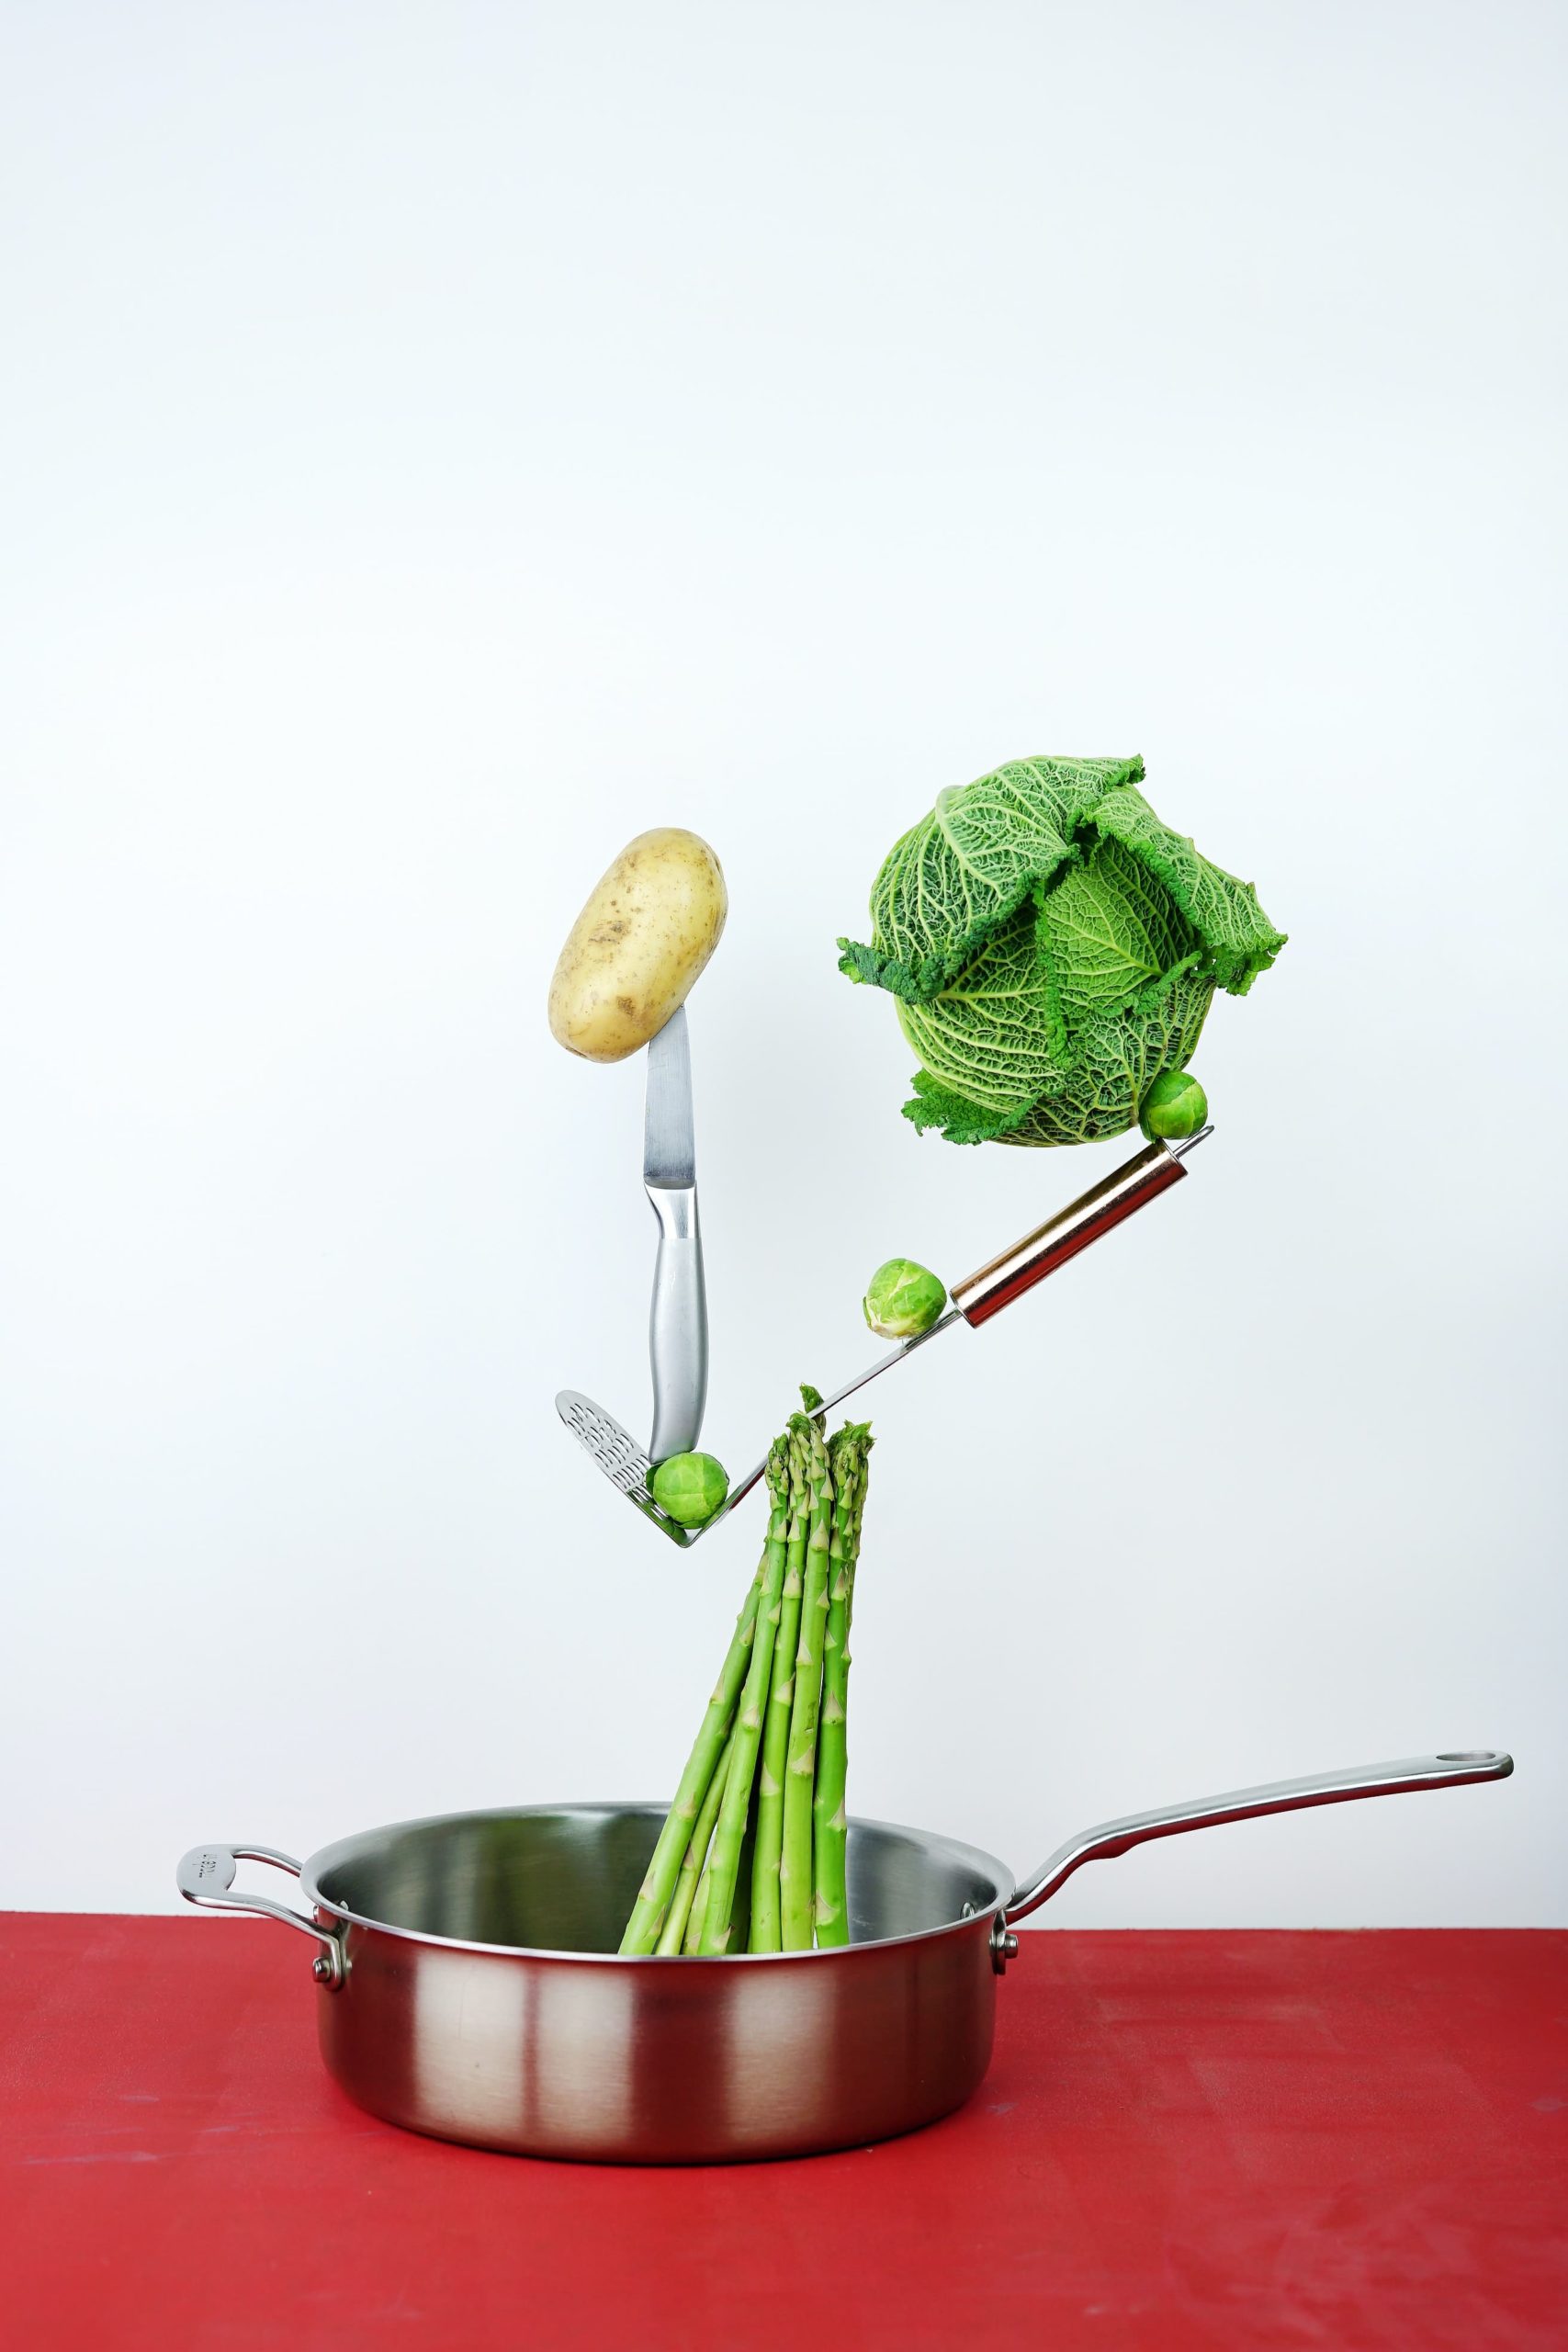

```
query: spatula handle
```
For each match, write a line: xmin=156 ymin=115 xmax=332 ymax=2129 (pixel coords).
xmin=950 ymin=1132 xmax=1205 ymax=1328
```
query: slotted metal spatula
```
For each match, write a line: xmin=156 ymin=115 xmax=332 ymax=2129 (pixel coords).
xmin=558 ymin=1125 xmax=1213 ymax=1550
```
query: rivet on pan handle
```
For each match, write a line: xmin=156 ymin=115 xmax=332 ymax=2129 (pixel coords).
xmin=1004 ymin=1749 xmax=1515 ymax=1927
xmin=176 ymin=1843 xmax=347 ymax=1988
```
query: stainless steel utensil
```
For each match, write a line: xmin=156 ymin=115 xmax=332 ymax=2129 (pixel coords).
xmin=560 ymin=1125 xmax=1213 ymax=1547
xmin=643 ymin=1005 xmax=707 ymax=1463
xmin=177 ymin=1745 xmax=1510 ymax=2164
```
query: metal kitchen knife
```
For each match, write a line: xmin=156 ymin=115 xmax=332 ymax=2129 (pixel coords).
xmin=643 ymin=1005 xmax=707 ymax=1462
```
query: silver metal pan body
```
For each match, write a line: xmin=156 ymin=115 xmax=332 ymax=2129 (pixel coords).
xmin=303 ymin=1804 xmax=1008 ymax=2163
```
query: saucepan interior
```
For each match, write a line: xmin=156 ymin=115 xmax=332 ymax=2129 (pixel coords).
xmin=303 ymin=1802 xmax=1011 ymax=1958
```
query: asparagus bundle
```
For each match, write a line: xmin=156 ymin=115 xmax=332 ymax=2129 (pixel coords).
xmin=619 ymin=1397 xmax=874 ymax=1958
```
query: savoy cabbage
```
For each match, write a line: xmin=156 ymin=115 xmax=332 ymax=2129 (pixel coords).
xmin=838 ymin=755 xmax=1284 ymax=1147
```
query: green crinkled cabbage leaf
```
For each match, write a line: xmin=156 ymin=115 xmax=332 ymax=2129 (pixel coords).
xmin=837 ymin=756 xmax=1285 ymax=1147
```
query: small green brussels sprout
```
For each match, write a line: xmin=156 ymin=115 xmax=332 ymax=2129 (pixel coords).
xmin=650 ymin=1451 xmax=729 ymax=1527
xmin=863 ymin=1257 xmax=947 ymax=1340
xmin=1139 ymin=1069 xmax=1208 ymax=1142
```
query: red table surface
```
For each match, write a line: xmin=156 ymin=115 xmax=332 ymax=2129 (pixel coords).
xmin=3 ymin=1917 xmax=1564 ymax=2352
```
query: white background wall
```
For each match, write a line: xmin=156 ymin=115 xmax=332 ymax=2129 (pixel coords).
xmin=3 ymin=1 xmax=1563 ymax=1928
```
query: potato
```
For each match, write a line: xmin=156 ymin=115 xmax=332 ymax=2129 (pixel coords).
xmin=548 ymin=828 xmax=728 ymax=1062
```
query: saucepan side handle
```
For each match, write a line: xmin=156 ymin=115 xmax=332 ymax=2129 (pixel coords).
xmin=176 ymin=1842 xmax=346 ymax=1987
xmin=1006 ymin=1749 xmax=1514 ymax=1926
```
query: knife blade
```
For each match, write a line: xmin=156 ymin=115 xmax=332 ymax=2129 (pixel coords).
xmin=643 ymin=1006 xmax=695 ymax=1190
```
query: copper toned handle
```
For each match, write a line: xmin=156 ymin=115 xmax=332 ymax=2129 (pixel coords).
xmin=950 ymin=1133 xmax=1207 ymax=1328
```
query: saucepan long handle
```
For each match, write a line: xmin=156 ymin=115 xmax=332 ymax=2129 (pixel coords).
xmin=1005 ymin=1748 xmax=1514 ymax=1926
xmin=176 ymin=1842 xmax=346 ymax=1986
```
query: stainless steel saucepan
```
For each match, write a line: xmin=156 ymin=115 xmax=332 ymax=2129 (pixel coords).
xmin=178 ymin=1747 xmax=1510 ymax=2164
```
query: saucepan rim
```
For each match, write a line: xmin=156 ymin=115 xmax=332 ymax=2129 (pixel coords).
xmin=299 ymin=1797 xmax=1014 ymax=1966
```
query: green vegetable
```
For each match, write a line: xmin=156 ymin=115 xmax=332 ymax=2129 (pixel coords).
xmin=838 ymin=756 xmax=1284 ymax=1147
xmin=698 ymin=1450 xmax=791 ymax=1952
xmin=1140 ymin=1068 xmax=1208 ymax=1141
xmin=617 ymin=1552 xmax=765 ymax=1955
xmin=656 ymin=1713 xmax=738 ymax=1955
xmin=750 ymin=1426 xmax=808 ymax=1952
xmin=863 ymin=1257 xmax=946 ymax=1340
xmin=812 ymin=1420 xmax=871 ymax=1946
xmin=624 ymin=1396 xmax=879 ymax=1958
xmin=682 ymin=1853 xmax=714 ymax=1952
xmin=780 ymin=1420 xmax=834 ymax=1951
xmin=650 ymin=1451 xmax=729 ymax=1527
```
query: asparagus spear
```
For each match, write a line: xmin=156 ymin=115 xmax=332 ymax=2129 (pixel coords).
xmin=780 ymin=1419 xmax=834 ymax=1949
xmin=682 ymin=1859 xmax=713 ymax=1953
xmin=697 ymin=1445 xmax=792 ymax=1953
xmin=657 ymin=1713 xmax=738 ymax=1955
xmin=813 ymin=1423 xmax=871 ymax=1945
xmin=750 ymin=1424 xmax=809 ymax=1951
xmin=618 ymin=1540 xmax=768 ymax=1955
xmin=683 ymin=1807 xmax=752 ymax=1952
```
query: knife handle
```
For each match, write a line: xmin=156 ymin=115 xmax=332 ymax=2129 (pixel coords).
xmin=648 ymin=1184 xmax=708 ymax=1464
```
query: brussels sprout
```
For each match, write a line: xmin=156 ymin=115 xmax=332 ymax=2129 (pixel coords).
xmin=1139 ymin=1068 xmax=1208 ymax=1141
xmin=650 ymin=1451 xmax=730 ymax=1527
xmin=863 ymin=1258 xmax=947 ymax=1340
